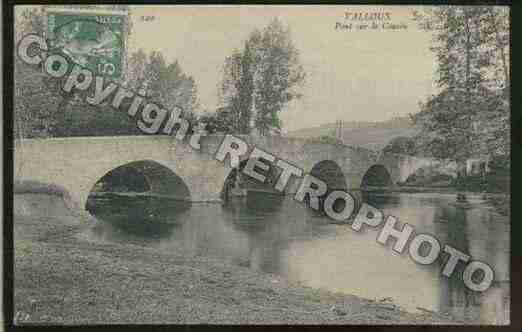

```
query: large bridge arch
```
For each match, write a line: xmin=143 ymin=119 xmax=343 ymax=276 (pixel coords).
xmin=361 ymin=164 xmax=393 ymax=188
xmin=309 ymin=160 xmax=347 ymax=191
xmin=87 ymin=159 xmax=191 ymax=201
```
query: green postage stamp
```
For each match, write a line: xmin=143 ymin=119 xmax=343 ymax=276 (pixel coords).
xmin=47 ymin=11 xmax=124 ymax=78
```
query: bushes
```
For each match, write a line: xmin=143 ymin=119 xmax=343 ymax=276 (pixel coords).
xmin=402 ymin=168 xmax=453 ymax=187
xmin=401 ymin=154 xmax=510 ymax=193
xmin=383 ymin=136 xmax=417 ymax=155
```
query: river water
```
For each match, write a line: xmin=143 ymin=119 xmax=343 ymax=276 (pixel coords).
xmin=87 ymin=191 xmax=510 ymax=324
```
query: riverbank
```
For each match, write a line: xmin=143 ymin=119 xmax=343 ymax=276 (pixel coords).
xmin=12 ymin=192 xmax=468 ymax=325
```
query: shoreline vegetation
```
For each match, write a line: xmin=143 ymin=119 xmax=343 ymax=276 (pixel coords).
xmin=13 ymin=188 xmax=470 ymax=325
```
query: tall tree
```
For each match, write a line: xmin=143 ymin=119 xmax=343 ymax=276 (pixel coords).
xmin=218 ymin=46 xmax=254 ymax=134
xmin=128 ymin=51 xmax=198 ymax=115
xmin=412 ymin=6 xmax=509 ymax=162
xmin=218 ymin=18 xmax=305 ymax=135
xmin=250 ymin=18 xmax=305 ymax=136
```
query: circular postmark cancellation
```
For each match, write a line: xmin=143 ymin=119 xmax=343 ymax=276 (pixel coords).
xmin=335 ymin=10 xmax=408 ymax=31
xmin=47 ymin=11 xmax=125 ymax=78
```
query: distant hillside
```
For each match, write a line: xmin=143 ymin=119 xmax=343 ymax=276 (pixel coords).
xmin=286 ymin=117 xmax=419 ymax=151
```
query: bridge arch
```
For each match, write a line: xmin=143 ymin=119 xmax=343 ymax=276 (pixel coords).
xmin=310 ymin=160 xmax=347 ymax=191
xmin=86 ymin=160 xmax=191 ymax=206
xmin=306 ymin=160 xmax=348 ymax=212
xmin=361 ymin=164 xmax=393 ymax=188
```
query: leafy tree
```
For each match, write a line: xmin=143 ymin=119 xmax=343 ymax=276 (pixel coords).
xmin=219 ymin=18 xmax=305 ymax=135
xmin=126 ymin=50 xmax=199 ymax=131
xmin=218 ymin=46 xmax=254 ymax=134
xmin=412 ymin=6 xmax=509 ymax=162
xmin=250 ymin=18 xmax=305 ymax=135
xmin=133 ymin=51 xmax=198 ymax=113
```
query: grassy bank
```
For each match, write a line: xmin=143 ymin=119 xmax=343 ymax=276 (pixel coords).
xmin=13 ymin=193 xmax=464 ymax=325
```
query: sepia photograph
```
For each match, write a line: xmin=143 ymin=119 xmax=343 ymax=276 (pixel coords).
xmin=7 ymin=3 xmax=510 ymax=326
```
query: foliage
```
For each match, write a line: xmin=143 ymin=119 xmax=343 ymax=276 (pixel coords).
xmin=128 ymin=50 xmax=198 ymax=114
xmin=382 ymin=136 xmax=417 ymax=155
xmin=218 ymin=18 xmax=305 ymax=135
xmin=198 ymin=107 xmax=236 ymax=134
xmin=412 ymin=7 xmax=509 ymax=162
xmin=218 ymin=48 xmax=254 ymax=134
xmin=15 ymin=7 xmax=62 ymax=139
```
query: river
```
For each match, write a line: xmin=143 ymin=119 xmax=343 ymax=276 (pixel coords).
xmin=87 ymin=191 xmax=510 ymax=324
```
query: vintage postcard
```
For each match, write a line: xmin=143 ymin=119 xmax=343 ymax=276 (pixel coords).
xmin=10 ymin=4 xmax=510 ymax=325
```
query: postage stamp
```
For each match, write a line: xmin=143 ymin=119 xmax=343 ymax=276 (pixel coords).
xmin=47 ymin=11 xmax=125 ymax=78
xmin=9 ymin=3 xmax=510 ymax=327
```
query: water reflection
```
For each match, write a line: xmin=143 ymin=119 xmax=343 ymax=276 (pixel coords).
xmin=427 ymin=195 xmax=510 ymax=323
xmin=87 ymin=193 xmax=191 ymax=239
xmin=87 ymin=191 xmax=509 ymax=324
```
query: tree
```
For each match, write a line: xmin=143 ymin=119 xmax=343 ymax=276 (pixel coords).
xmin=218 ymin=18 xmax=305 ymax=135
xmin=412 ymin=6 xmax=509 ymax=162
xmin=129 ymin=50 xmax=200 ymax=132
xmin=128 ymin=50 xmax=199 ymax=117
xmin=250 ymin=18 xmax=306 ymax=135
xmin=218 ymin=46 xmax=255 ymax=134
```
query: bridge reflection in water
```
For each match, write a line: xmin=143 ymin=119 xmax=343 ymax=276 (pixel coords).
xmin=86 ymin=159 xmax=192 ymax=239
xmin=87 ymin=188 xmax=509 ymax=324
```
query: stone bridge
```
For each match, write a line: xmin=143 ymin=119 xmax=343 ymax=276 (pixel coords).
xmin=14 ymin=135 xmax=457 ymax=212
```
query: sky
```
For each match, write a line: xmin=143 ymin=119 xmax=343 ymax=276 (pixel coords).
xmin=128 ymin=6 xmax=438 ymax=132
xmin=17 ymin=5 xmax=439 ymax=132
